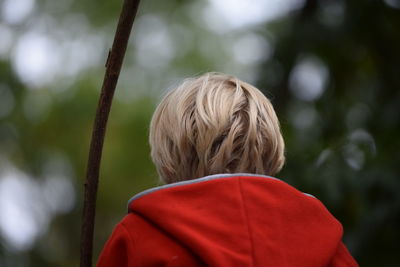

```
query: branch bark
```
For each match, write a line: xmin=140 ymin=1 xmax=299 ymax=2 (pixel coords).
xmin=80 ymin=1 xmax=141 ymax=267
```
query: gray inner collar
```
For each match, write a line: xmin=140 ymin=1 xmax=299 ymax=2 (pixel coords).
xmin=127 ymin=173 xmax=282 ymax=210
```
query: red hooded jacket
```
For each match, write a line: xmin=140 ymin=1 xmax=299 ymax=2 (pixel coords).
xmin=97 ymin=173 xmax=358 ymax=266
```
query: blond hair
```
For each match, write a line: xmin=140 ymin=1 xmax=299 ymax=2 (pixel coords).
xmin=149 ymin=72 xmax=285 ymax=184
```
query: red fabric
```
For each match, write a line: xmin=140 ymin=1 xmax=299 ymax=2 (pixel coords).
xmin=97 ymin=174 xmax=358 ymax=267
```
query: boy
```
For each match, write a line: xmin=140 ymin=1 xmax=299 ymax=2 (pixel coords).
xmin=97 ymin=73 xmax=358 ymax=266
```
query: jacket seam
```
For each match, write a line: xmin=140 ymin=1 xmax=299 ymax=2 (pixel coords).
xmin=120 ymin=221 xmax=140 ymax=266
xmin=129 ymin=211 xmax=207 ymax=265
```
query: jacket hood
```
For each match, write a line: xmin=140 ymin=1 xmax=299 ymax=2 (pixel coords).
xmin=127 ymin=173 xmax=345 ymax=266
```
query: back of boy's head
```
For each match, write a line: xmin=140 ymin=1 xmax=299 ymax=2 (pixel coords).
xmin=149 ymin=72 xmax=285 ymax=184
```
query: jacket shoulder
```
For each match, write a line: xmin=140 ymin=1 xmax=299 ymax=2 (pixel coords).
xmin=98 ymin=213 xmax=203 ymax=267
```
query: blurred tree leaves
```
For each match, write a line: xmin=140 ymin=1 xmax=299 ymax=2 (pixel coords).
xmin=0 ymin=0 xmax=399 ymax=266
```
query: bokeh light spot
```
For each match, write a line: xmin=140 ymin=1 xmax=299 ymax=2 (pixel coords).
xmin=1 ymin=0 xmax=35 ymax=25
xmin=289 ymin=55 xmax=329 ymax=101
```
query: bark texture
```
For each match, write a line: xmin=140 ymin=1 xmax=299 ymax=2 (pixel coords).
xmin=80 ymin=1 xmax=141 ymax=266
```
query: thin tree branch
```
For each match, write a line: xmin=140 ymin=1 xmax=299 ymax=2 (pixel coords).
xmin=80 ymin=1 xmax=141 ymax=267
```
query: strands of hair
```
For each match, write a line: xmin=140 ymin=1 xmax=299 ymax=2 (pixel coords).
xmin=149 ymin=72 xmax=285 ymax=184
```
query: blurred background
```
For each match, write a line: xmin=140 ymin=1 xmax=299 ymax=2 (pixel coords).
xmin=0 ymin=0 xmax=399 ymax=266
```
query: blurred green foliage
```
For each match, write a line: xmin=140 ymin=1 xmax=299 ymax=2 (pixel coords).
xmin=0 ymin=0 xmax=399 ymax=266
